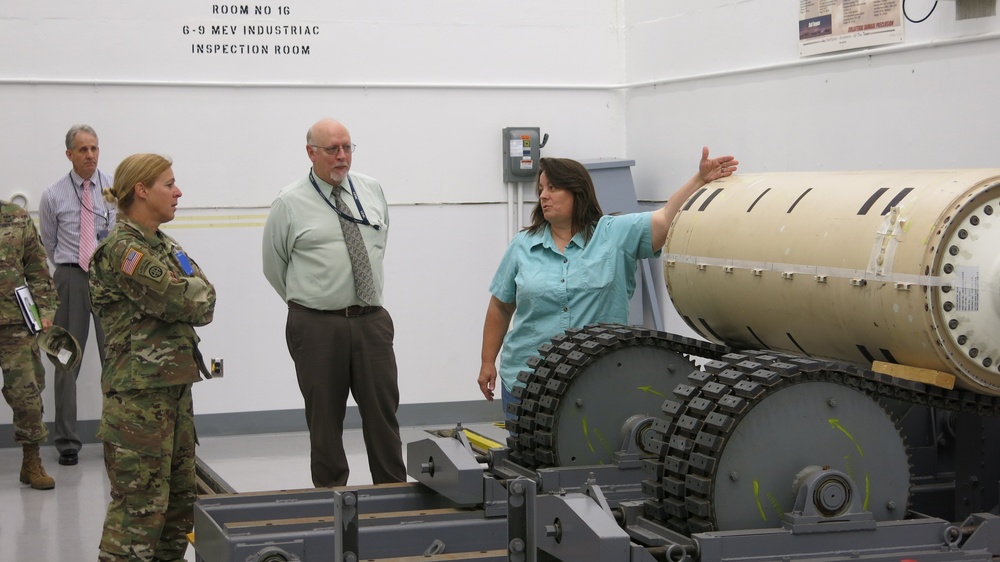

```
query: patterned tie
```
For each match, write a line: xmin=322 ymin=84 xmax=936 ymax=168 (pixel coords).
xmin=334 ymin=187 xmax=378 ymax=305
xmin=78 ymin=179 xmax=96 ymax=271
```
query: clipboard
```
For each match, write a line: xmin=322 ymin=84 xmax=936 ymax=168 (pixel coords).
xmin=14 ymin=285 xmax=42 ymax=334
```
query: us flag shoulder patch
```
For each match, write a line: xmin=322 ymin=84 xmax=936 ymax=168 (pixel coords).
xmin=121 ymin=248 xmax=144 ymax=275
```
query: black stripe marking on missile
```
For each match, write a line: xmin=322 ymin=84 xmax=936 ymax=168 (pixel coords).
xmin=682 ymin=188 xmax=708 ymax=211
xmin=880 ymin=187 xmax=914 ymax=215
xmin=786 ymin=333 xmax=811 ymax=355
xmin=881 ymin=349 xmax=898 ymax=363
xmin=856 ymin=344 xmax=876 ymax=363
xmin=697 ymin=188 xmax=724 ymax=211
xmin=698 ymin=318 xmax=725 ymax=341
xmin=787 ymin=188 xmax=813 ymax=213
xmin=746 ymin=188 xmax=771 ymax=213
xmin=857 ymin=187 xmax=889 ymax=215
xmin=746 ymin=326 xmax=770 ymax=349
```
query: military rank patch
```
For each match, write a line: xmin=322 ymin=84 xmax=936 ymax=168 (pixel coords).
xmin=121 ymin=248 xmax=144 ymax=275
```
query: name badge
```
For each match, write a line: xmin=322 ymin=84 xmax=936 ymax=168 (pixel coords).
xmin=174 ymin=249 xmax=195 ymax=276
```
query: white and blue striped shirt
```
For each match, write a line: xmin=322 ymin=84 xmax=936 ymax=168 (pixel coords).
xmin=39 ymin=169 xmax=117 ymax=266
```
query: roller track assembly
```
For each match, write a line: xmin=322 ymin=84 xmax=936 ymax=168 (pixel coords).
xmin=507 ymin=324 xmax=1000 ymax=536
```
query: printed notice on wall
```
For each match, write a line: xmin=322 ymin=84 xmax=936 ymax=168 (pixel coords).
xmin=799 ymin=0 xmax=903 ymax=57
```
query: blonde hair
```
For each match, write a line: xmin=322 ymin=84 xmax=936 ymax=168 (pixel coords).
xmin=104 ymin=153 xmax=172 ymax=211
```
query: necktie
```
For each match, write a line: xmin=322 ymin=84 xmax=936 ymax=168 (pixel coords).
xmin=334 ymin=187 xmax=378 ymax=305
xmin=78 ymin=179 xmax=96 ymax=271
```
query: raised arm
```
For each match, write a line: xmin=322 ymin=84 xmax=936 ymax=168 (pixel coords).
xmin=651 ymin=146 xmax=739 ymax=251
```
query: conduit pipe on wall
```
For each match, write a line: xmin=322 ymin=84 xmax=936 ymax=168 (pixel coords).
xmin=506 ymin=181 xmax=528 ymax=240
xmin=516 ymin=181 xmax=524 ymax=232
xmin=506 ymin=182 xmax=515 ymax=240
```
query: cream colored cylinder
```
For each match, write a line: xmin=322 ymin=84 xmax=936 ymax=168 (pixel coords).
xmin=664 ymin=169 xmax=1000 ymax=395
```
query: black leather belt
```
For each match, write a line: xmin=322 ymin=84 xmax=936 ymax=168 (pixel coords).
xmin=58 ymin=263 xmax=82 ymax=268
xmin=287 ymin=301 xmax=380 ymax=317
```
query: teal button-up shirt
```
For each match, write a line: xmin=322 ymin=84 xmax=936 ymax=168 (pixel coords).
xmin=490 ymin=212 xmax=659 ymax=392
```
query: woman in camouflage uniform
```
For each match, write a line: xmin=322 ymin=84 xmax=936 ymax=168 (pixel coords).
xmin=0 ymin=200 xmax=58 ymax=490
xmin=90 ymin=153 xmax=216 ymax=562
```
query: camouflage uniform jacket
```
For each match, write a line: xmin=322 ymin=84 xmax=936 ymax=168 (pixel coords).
xmin=0 ymin=201 xmax=58 ymax=326
xmin=89 ymin=216 xmax=216 ymax=392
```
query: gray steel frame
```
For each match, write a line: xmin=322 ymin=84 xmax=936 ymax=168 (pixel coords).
xmin=193 ymin=427 xmax=1000 ymax=562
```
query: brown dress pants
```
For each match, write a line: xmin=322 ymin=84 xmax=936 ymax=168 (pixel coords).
xmin=285 ymin=306 xmax=405 ymax=487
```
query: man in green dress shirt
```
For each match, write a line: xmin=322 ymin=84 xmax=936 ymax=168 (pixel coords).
xmin=262 ymin=118 xmax=405 ymax=487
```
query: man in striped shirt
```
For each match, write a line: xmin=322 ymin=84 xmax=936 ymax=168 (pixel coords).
xmin=38 ymin=124 xmax=117 ymax=467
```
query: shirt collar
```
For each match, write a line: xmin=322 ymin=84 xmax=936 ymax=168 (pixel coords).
xmin=120 ymin=216 xmax=166 ymax=248
xmin=530 ymin=224 xmax=581 ymax=251
xmin=70 ymin=170 xmax=93 ymax=189
xmin=312 ymin=171 xmax=348 ymax=195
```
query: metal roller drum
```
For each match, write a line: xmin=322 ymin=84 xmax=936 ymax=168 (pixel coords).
xmin=663 ymin=169 xmax=1000 ymax=395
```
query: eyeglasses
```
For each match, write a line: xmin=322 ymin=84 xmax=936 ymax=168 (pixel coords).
xmin=310 ymin=143 xmax=357 ymax=155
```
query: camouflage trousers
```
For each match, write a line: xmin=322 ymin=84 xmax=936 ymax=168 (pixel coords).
xmin=0 ymin=324 xmax=48 ymax=445
xmin=98 ymin=384 xmax=196 ymax=562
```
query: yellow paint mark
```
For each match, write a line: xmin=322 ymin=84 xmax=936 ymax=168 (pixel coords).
xmin=864 ymin=474 xmax=870 ymax=511
xmin=594 ymin=426 xmax=613 ymax=455
xmin=766 ymin=492 xmax=783 ymax=516
xmin=753 ymin=480 xmax=767 ymax=521
xmin=164 ymin=222 xmax=265 ymax=229
xmin=173 ymin=214 xmax=269 ymax=221
xmin=831 ymin=420 xmax=873 ymax=509
xmin=153 ymin=213 xmax=270 ymax=230
xmin=582 ymin=417 xmax=595 ymax=453
xmin=843 ymin=455 xmax=855 ymax=480
xmin=637 ymin=385 xmax=665 ymax=398
xmin=828 ymin=419 xmax=863 ymax=456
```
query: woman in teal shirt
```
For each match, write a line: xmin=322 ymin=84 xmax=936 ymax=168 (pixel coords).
xmin=477 ymin=147 xmax=738 ymax=416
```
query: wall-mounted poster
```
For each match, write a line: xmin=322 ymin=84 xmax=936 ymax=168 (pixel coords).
xmin=799 ymin=0 xmax=903 ymax=57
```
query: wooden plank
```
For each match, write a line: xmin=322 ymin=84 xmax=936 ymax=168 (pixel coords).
xmin=872 ymin=360 xmax=955 ymax=390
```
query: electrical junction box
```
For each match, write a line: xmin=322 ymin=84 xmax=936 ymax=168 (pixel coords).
xmin=502 ymin=127 xmax=541 ymax=182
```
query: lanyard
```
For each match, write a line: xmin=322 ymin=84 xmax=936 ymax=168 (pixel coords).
xmin=308 ymin=170 xmax=380 ymax=231
xmin=69 ymin=172 xmax=111 ymax=227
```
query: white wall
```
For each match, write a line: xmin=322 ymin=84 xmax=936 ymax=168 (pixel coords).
xmin=624 ymin=0 xmax=1000 ymax=193
xmin=0 ymin=0 xmax=629 ymax=425
xmin=623 ymin=0 xmax=1000 ymax=335
xmin=1 ymin=0 xmax=998 ymax=426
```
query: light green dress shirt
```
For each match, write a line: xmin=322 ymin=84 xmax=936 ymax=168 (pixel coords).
xmin=262 ymin=171 xmax=389 ymax=309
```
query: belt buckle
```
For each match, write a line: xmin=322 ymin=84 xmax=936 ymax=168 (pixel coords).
xmin=344 ymin=306 xmax=358 ymax=318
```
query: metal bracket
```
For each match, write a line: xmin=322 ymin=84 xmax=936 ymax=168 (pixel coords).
xmin=333 ymin=490 xmax=359 ymax=562
xmin=507 ymin=477 xmax=537 ymax=562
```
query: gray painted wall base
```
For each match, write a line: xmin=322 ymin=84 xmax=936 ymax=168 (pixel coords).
xmin=0 ymin=399 xmax=501 ymax=449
